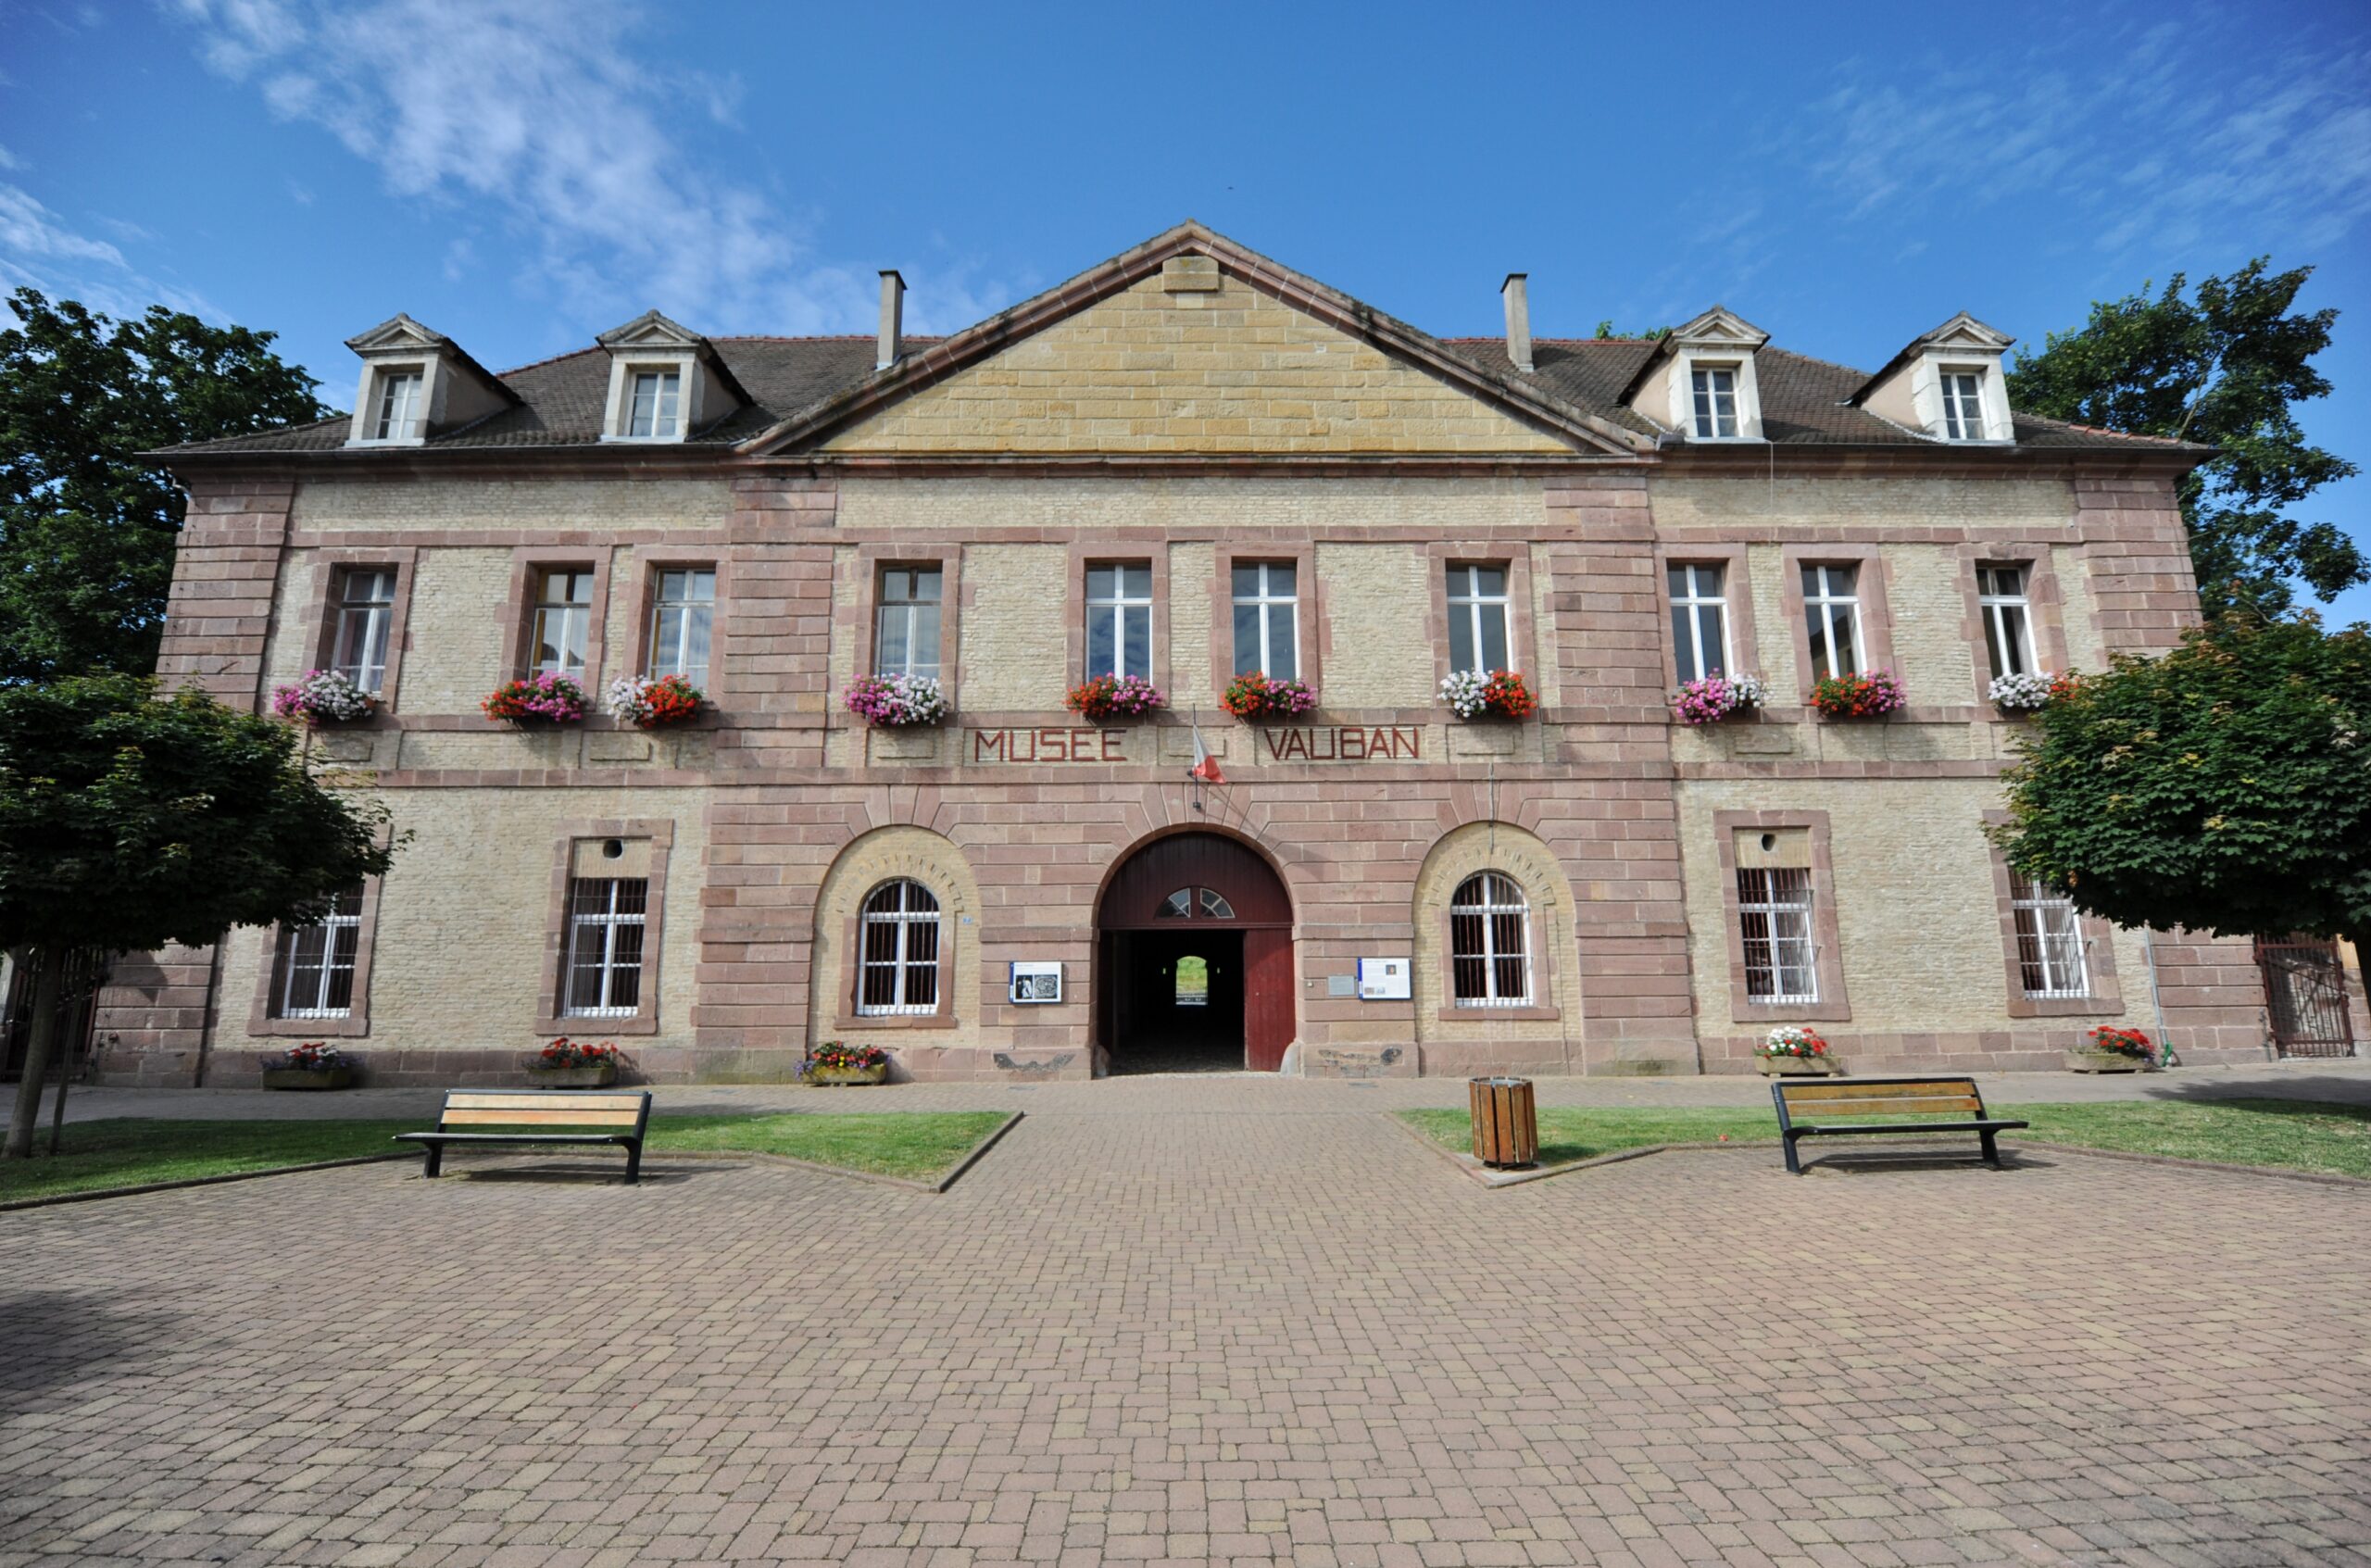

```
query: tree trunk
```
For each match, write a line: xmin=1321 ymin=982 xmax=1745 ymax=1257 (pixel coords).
xmin=4 ymin=947 xmax=64 ymax=1160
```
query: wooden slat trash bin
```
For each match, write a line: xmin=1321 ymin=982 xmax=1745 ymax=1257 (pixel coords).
xmin=1469 ymin=1076 xmax=1537 ymax=1168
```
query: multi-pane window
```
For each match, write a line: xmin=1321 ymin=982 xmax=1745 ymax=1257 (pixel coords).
xmin=627 ymin=370 xmax=682 ymax=438
xmin=332 ymin=569 xmax=397 ymax=693
xmin=563 ymin=877 xmax=646 ymax=1017
xmin=1085 ymin=563 xmax=1154 ymax=681
xmin=1737 ymin=868 xmax=1818 ymax=1003
xmin=873 ymin=566 xmax=943 ymax=680
xmin=372 ymin=370 xmax=423 ymax=441
xmin=1690 ymin=364 xmax=1740 ymax=438
xmin=532 ymin=568 xmax=596 ymax=679
xmin=646 ymin=568 xmax=715 ymax=685
xmin=1231 ymin=561 xmax=1298 ymax=680
xmin=1668 ymin=563 xmax=1729 ymax=683
xmin=1800 ymin=564 xmax=1865 ymax=681
xmin=1449 ymin=872 xmax=1531 ymax=1007
xmin=271 ymin=886 xmax=364 ymax=1019
xmin=2011 ymin=872 xmax=2089 ymax=998
xmin=1447 ymin=564 xmax=1512 ymax=675
xmin=1939 ymin=370 xmax=1987 ymax=441
xmin=1976 ymin=564 xmax=2036 ymax=680
xmin=858 ymin=879 xmax=941 ymax=1015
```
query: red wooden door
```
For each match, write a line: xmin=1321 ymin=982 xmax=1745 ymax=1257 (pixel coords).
xmin=1098 ymin=832 xmax=1294 ymax=1072
xmin=1241 ymin=928 xmax=1293 ymax=1072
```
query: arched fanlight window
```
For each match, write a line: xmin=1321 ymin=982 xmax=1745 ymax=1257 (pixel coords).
xmin=859 ymin=879 xmax=941 ymax=1015
xmin=1154 ymin=886 xmax=1235 ymax=920
xmin=1450 ymin=872 xmax=1531 ymax=1007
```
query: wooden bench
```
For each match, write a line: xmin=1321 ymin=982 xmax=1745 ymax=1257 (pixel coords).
xmin=395 ymin=1090 xmax=653 ymax=1183
xmin=1771 ymin=1076 xmax=2027 ymax=1174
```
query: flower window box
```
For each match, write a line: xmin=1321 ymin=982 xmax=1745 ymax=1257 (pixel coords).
xmin=1067 ymin=675 xmax=1165 ymax=722
xmin=1221 ymin=671 xmax=1316 ymax=722
xmin=1672 ymin=672 xmax=1768 ymax=726
xmin=845 ymin=673 xmax=948 ymax=728
xmin=608 ymin=673 xmax=704 ymax=728
xmin=271 ymin=671 xmax=378 ymax=726
xmin=483 ymin=673 xmax=587 ymax=725
xmin=1807 ymin=671 xmax=1905 ymax=720
xmin=1440 ymin=669 xmax=1536 ymax=721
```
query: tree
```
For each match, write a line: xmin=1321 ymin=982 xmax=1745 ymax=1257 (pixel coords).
xmin=1991 ymin=615 xmax=2371 ymax=969
xmin=0 ymin=290 xmax=330 ymax=681
xmin=0 ymin=676 xmax=396 ymax=1158
xmin=2006 ymin=259 xmax=2361 ymax=619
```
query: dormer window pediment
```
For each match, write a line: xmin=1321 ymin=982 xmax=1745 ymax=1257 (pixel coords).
xmin=596 ymin=310 xmax=746 ymax=443
xmin=342 ymin=314 xmax=516 ymax=448
xmin=1622 ymin=306 xmax=1771 ymax=441
xmin=1853 ymin=313 xmax=2017 ymax=444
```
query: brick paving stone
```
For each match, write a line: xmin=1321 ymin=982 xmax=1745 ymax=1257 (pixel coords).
xmin=3 ymin=1082 xmax=2368 ymax=1566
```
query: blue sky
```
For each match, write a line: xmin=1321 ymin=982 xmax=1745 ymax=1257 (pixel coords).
xmin=4 ymin=0 xmax=2366 ymax=622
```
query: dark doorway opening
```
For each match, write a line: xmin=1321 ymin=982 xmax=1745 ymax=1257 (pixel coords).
xmin=1094 ymin=832 xmax=1295 ymax=1073
xmin=1103 ymin=929 xmax=1245 ymax=1073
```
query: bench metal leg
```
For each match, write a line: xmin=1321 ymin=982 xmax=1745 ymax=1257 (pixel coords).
xmin=1980 ymin=1129 xmax=2001 ymax=1168
xmin=623 ymin=1140 xmax=642 ymax=1185
xmin=423 ymin=1143 xmax=443 ymax=1178
xmin=1783 ymin=1131 xmax=1803 ymax=1175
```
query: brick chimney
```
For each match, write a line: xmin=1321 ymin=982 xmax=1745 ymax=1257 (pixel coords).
xmin=1501 ymin=273 xmax=1533 ymax=373
xmin=877 ymin=270 xmax=905 ymax=370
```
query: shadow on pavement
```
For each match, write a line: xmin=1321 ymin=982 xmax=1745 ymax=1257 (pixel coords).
xmin=0 ymin=1291 xmax=181 ymax=1413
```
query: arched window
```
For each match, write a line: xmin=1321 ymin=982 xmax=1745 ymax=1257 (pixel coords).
xmin=1450 ymin=872 xmax=1531 ymax=1007
xmin=859 ymin=879 xmax=941 ymax=1015
xmin=1154 ymin=886 xmax=1235 ymax=920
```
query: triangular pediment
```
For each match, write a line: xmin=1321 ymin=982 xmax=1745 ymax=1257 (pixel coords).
xmin=1917 ymin=312 xmax=2014 ymax=353
xmin=344 ymin=313 xmax=447 ymax=356
xmin=743 ymin=222 xmax=1648 ymax=459
xmin=1671 ymin=306 xmax=1770 ymax=349
xmin=596 ymin=309 xmax=708 ymax=350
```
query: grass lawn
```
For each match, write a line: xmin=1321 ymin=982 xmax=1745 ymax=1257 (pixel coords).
xmin=0 ymin=1110 xmax=1013 ymax=1203
xmin=1399 ymin=1097 xmax=2371 ymax=1180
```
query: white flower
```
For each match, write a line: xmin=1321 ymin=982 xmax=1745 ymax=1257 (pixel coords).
xmin=1438 ymin=670 xmax=1488 ymax=719
xmin=1988 ymin=671 xmax=2054 ymax=710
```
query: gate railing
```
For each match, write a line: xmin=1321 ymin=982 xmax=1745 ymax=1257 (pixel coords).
xmin=2253 ymin=937 xmax=2358 ymax=1059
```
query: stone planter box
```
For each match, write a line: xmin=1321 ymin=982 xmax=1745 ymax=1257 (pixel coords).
xmin=2064 ymin=1047 xmax=2151 ymax=1073
xmin=1755 ymin=1054 xmax=1835 ymax=1076
xmin=526 ymin=1063 xmax=618 ymax=1088
xmin=261 ymin=1067 xmax=355 ymax=1090
xmin=803 ymin=1062 xmax=890 ymax=1086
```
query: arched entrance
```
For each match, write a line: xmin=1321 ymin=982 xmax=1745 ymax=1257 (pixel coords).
xmin=1096 ymin=832 xmax=1294 ymax=1073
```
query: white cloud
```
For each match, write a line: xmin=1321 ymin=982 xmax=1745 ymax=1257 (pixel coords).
xmin=167 ymin=0 xmax=1012 ymax=339
xmin=1795 ymin=23 xmax=2371 ymax=261
xmin=0 ymin=181 xmax=217 ymax=321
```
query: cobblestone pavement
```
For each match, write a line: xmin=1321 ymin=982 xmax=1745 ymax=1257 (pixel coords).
xmin=5 ymin=1087 xmax=2368 ymax=1566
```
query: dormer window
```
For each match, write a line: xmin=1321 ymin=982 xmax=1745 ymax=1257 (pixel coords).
xmin=371 ymin=369 xmax=424 ymax=442
xmin=1939 ymin=369 xmax=1987 ymax=442
xmin=1620 ymin=307 xmax=1770 ymax=442
xmin=594 ymin=311 xmax=747 ymax=444
xmin=1691 ymin=365 xmax=1741 ymax=439
xmin=627 ymin=369 xmax=682 ymax=439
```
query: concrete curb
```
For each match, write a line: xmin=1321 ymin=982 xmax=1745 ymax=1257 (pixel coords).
xmin=641 ymin=1110 xmax=1023 ymax=1193
xmin=2013 ymin=1138 xmax=2371 ymax=1188
xmin=0 ymin=1151 xmax=420 ymax=1213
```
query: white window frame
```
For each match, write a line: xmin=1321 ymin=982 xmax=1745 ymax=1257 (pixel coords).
xmin=1690 ymin=364 xmax=1740 ymax=439
xmin=532 ymin=568 xmax=596 ymax=680
xmin=1085 ymin=562 xmax=1154 ymax=681
xmin=1230 ymin=560 xmax=1299 ymax=680
xmin=1976 ymin=564 xmax=2037 ymax=680
xmin=1737 ymin=867 xmax=1818 ymax=1003
xmin=873 ymin=566 xmax=944 ymax=680
xmin=273 ymin=886 xmax=363 ymax=1020
xmin=1801 ymin=564 xmax=1866 ymax=682
xmin=1668 ymin=562 xmax=1729 ymax=683
xmin=646 ymin=567 xmax=715 ymax=685
xmin=1449 ymin=872 xmax=1533 ymax=1008
xmin=332 ymin=568 xmax=396 ymax=694
xmin=2011 ymin=873 xmax=2090 ymax=999
xmin=858 ymin=879 xmax=942 ymax=1016
xmin=562 ymin=876 xmax=647 ymax=1018
xmin=371 ymin=368 xmax=424 ymax=443
xmin=1446 ymin=564 xmax=1512 ymax=676
xmin=1939 ymin=368 xmax=1988 ymax=442
xmin=626 ymin=368 xmax=683 ymax=439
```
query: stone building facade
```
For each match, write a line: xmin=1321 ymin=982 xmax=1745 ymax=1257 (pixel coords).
xmin=92 ymin=222 xmax=2275 ymax=1085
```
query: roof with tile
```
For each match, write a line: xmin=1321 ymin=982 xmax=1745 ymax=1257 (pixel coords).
xmin=158 ymin=223 xmax=2201 ymax=460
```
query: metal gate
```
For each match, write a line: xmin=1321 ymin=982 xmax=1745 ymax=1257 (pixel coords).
xmin=2253 ymin=937 xmax=2357 ymax=1058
